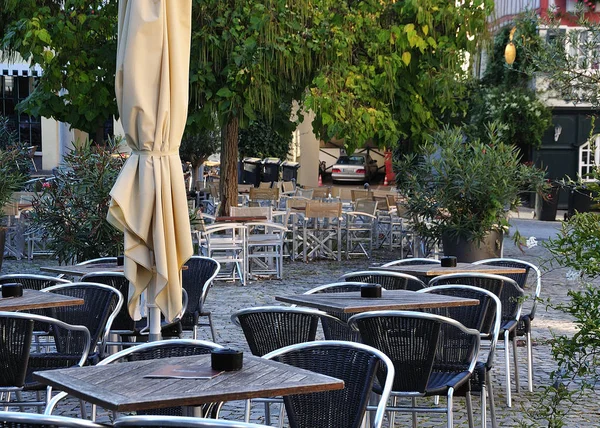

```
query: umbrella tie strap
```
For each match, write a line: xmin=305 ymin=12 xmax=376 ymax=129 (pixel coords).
xmin=131 ymin=149 xmax=180 ymax=156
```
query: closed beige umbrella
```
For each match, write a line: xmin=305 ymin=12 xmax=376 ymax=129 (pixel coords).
xmin=107 ymin=0 xmax=193 ymax=339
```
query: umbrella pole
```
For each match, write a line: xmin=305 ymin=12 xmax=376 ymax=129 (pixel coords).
xmin=147 ymin=252 xmax=162 ymax=342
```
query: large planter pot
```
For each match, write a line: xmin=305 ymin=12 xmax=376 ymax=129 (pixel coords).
xmin=442 ymin=230 xmax=503 ymax=263
xmin=0 ymin=228 xmax=5 ymax=272
xmin=535 ymin=185 xmax=560 ymax=221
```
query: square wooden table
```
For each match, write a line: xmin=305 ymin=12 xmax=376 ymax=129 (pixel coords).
xmin=33 ymin=354 xmax=344 ymax=412
xmin=0 ymin=288 xmax=84 ymax=312
xmin=373 ymin=263 xmax=526 ymax=278
xmin=275 ymin=289 xmax=478 ymax=314
xmin=40 ymin=263 xmax=123 ymax=278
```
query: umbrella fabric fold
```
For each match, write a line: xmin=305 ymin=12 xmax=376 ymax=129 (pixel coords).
xmin=108 ymin=0 xmax=193 ymax=323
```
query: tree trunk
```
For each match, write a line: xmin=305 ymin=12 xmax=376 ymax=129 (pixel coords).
xmin=95 ymin=125 xmax=105 ymax=146
xmin=219 ymin=116 xmax=239 ymax=216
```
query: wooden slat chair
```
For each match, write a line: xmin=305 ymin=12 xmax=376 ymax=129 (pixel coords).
xmin=344 ymin=200 xmax=378 ymax=259
xmin=249 ymin=187 xmax=279 ymax=208
xmin=302 ymin=201 xmax=343 ymax=262
xmin=351 ymin=189 xmax=373 ymax=202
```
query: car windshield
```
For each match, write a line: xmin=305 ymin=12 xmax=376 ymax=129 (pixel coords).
xmin=336 ymin=156 xmax=365 ymax=165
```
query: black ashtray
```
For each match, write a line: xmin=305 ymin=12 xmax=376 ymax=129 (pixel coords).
xmin=2 ymin=283 xmax=23 ymax=298
xmin=361 ymin=283 xmax=382 ymax=298
xmin=211 ymin=348 xmax=243 ymax=371
xmin=117 ymin=255 xmax=125 ymax=266
xmin=441 ymin=256 xmax=457 ymax=268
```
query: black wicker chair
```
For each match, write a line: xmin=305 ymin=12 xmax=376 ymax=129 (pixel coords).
xmin=428 ymin=272 xmax=524 ymax=408
xmin=231 ymin=306 xmax=336 ymax=425
xmin=181 ymin=256 xmax=220 ymax=341
xmin=42 ymin=282 xmax=123 ymax=362
xmin=380 ymin=258 xmax=440 ymax=283
xmin=0 ymin=411 xmax=104 ymax=428
xmin=46 ymin=339 xmax=225 ymax=421
xmin=0 ymin=311 xmax=90 ymax=410
xmin=339 ymin=270 xmax=426 ymax=291
xmin=381 ymin=258 xmax=441 ymax=267
xmin=303 ymin=282 xmax=368 ymax=342
xmin=473 ymin=258 xmax=541 ymax=393
xmin=348 ymin=311 xmax=480 ymax=428
xmin=0 ymin=313 xmax=34 ymax=407
xmin=263 ymin=340 xmax=394 ymax=428
xmin=231 ymin=306 xmax=323 ymax=357
xmin=114 ymin=415 xmax=265 ymax=427
xmin=418 ymin=285 xmax=502 ymax=428
xmin=80 ymin=272 xmax=185 ymax=346
xmin=0 ymin=274 xmax=71 ymax=290
xmin=77 ymin=257 xmax=117 ymax=266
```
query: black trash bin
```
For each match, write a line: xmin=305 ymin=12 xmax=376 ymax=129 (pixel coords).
xmin=535 ymin=184 xmax=560 ymax=221
xmin=241 ymin=157 xmax=262 ymax=187
xmin=281 ymin=161 xmax=300 ymax=181
xmin=566 ymin=185 xmax=597 ymax=219
xmin=261 ymin=158 xmax=282 ymax=183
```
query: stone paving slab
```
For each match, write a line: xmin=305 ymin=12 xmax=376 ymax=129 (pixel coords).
xmin=1 ymin=215 xmax=598 ymax=426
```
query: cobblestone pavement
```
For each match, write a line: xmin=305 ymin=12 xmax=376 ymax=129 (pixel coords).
xmin=2 ymin=214 xmax=598 ymax=427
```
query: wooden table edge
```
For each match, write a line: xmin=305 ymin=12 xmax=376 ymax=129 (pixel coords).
xmin=33 ymin=357 xmax=345 ymax=412
xmin=275 ymin=294 xmax=479 ymax=314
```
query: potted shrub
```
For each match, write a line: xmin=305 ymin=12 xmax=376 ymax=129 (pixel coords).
xmin=0 ymin=147 xmax=26 ymax=271
xmin=395 ymin=123 xmax=547 ymax=262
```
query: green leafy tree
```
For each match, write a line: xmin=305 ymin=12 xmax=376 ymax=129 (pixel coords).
xmin=189 ymin=0 xmax=325 ymax=215
xmin=304 ymin=0 xmax=493 ymax=154
xmin=238 ymin=115 xmax=293 ymax=161
xmin=1 ymin=0 xmax=118 ymax=143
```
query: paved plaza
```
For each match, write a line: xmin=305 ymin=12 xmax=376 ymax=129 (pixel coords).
xmin=2 ymin=212 xmax=599 ymax=426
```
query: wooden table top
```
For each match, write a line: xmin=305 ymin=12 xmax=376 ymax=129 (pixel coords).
xmin=40 ymin=263 xmax=123 ymax=277
xmin=41 ymin=263 xmax=188 ymax=277
xmin=0 ymin=289 xmax=84 ymax=311
xmin=275 ymin=289 xmax=479 ymax=314
xmin=373 ymin=263 xmax=526 ymax=277
xmin=34 ymin=354 xmax=344 ymax=412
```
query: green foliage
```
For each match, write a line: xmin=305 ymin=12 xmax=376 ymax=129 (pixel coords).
xmin=546 ymin=212 xmax=600 ymax=279
xmin=395 ymin=123 xmax=547 ymax=242
xmin=0 ymin=116 xmax=31 ymax=177
xmin=466 ymin=85 xmax=553 ymax=149
xmin=1 ymin=0 xmax=119 ymax=138
xmin=188 ymin=0 xmax=318 ymax=131
xmin=180 ymin=128 xmax=220 ymax=170
xmin=482 ymin=17 xmax=542 ymax=88
xmin=519 ymin=282 xmax=600 ymax=428
xmin=521 ymin=7 xmax=600 ymax=107
xmin=305 ymin=0 xmax=493 ymax=152
xmin=30 ymin=139 xmax=125 ymax=264
xmin=0 ymin=146 xmax=27 ymax=219
xmin=238 ymin=116 xmax=293 ymax=160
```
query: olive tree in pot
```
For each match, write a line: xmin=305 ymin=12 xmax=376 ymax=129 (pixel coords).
xmin=0 ymin=147 xmax=27 ymax=271
xmin=395 ymin=123 xmax=547 ymax=262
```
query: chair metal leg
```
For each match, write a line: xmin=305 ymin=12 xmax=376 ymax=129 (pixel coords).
xmin=513 ymin=337 xmax=520 ymax=392
xmin=244 ymin=400 xmax=251 ymax=423
xmin=526 ymin=331 xmax=534 ymax=392
xmin=466 ymin=392 xmax=474 ymax=428
xmin=504 ymin=333 xmax=512 ymax=407
xmin=487 ymin=371 xmax=498 ymax=428
xmin=447 ymin=388 xmax=454 ymax=428
xmin=481 ymin=385 xmax=487 ymax=428
xmin=208 ymin=314 xmax=216 ymax=342
xmin=411 ymin=397 xmax=417 ymax=428
xmin=264 ymin=401 xmax=271 ymax=425
xmin=193 ymin=325 xmax=198 ymax=340
xmin=278 ymin=402 xmax=285 ymax=428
